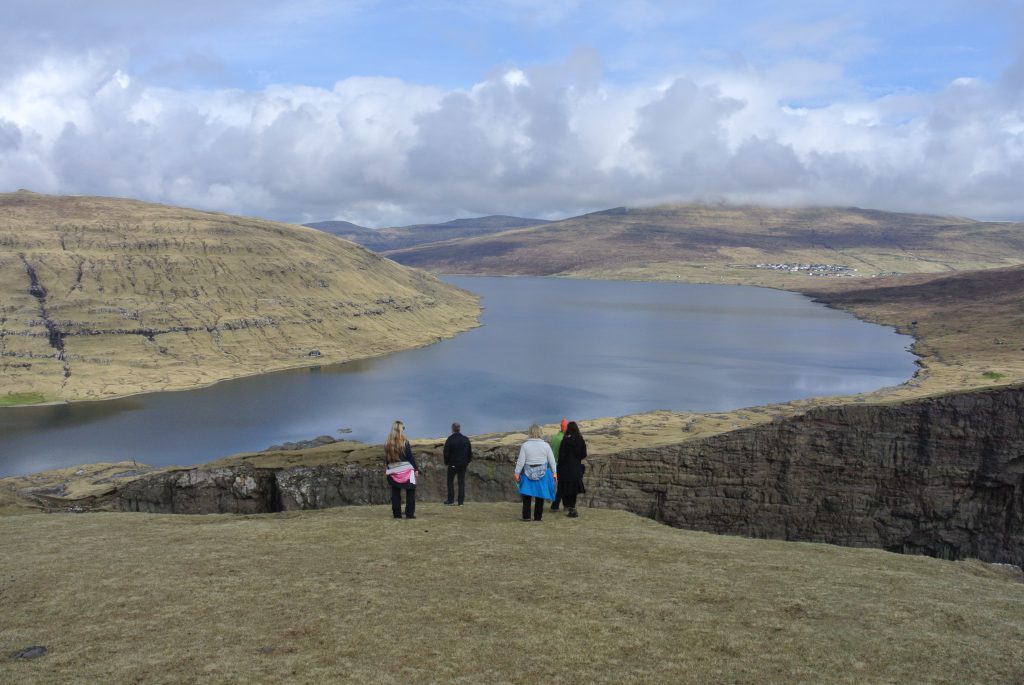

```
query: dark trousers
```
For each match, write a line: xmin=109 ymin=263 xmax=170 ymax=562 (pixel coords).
xmin=563 ymin=491 xmax=578 ymax=509
xmin=446 ymin=465 xmax=467 ymax=504
xmin=391 ymin=485 xmax=415 ymax=518
xmin=522 ymin=495 xmax=544 ymax=521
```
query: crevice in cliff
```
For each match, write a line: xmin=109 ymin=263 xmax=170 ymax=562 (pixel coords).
xmin=267 ymin=471 xmax=283 ymax=513
xmin=20 ymin=253 xmax=71 ymax=380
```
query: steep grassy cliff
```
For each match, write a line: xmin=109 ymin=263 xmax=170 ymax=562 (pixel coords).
xmin=0 ymin=191 xmax=479 ymax=404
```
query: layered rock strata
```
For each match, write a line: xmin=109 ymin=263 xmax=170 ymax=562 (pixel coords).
xmin=588 ymin=385 xmax=1024 ymax=566
xmin=116 ymin=385 xmax=1024 ymax=566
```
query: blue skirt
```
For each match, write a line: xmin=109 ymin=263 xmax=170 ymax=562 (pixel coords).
xmin=518 ymin=469 xmax=556 ymax=501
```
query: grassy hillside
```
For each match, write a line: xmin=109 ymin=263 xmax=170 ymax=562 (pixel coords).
xmin=1 ymin=504 xmax=1021 ymax=684
xmin=0 ymin=191 xmax=479 ymax=404
xmin=386 ymin=203 xmax=1024 ymax=285
xmin=800 ymin=264 xmax=1024 ymax=397
xmin=307 ymin=215 xmax=548 ymax=252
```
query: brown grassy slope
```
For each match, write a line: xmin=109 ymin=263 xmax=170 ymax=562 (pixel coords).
xmin=1 ymin=505 xmax=1021 ymax=685
xmin=0 ymin=191 xmax=479 ymax=404
xmin=386 ymin=203 xmax=1024 ymax=282
xmin=799 ymin=265 xmax=1024 ymax=397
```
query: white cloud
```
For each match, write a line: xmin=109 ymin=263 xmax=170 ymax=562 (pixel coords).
xmin=1 ymin=47 xmax=1024 ymax=224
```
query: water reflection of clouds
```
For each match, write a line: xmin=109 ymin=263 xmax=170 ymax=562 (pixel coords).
xmin=792 ymin=372 xmax=908 ymax=395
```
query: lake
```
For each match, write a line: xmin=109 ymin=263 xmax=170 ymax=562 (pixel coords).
xmin=0 ymin=276 xmax=917 ymax=476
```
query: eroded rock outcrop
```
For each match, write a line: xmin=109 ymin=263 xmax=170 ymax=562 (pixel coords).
xmin=586 ymin=385 xmax=1024 ymax=566
xmin=118 ymin=466 xmax=279 ymax=514
xmin=114 ymin=385 xmax=1024 ymax=565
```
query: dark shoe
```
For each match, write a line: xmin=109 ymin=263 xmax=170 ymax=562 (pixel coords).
xmin=443 ymin=501 xmax=454 ymax=505
xmin=550 ymin=505 xmax=560 ymax=512
xmin=406 ymin=515 xmax=416 ymax=519
xmin=394 ymin=515 xmax=402 ymax=519
xmin=521 ymin=517 xmax=531 ymax=522
xmin=567 ymin=508 xmax=579 ymax=518
xmin=534 ymin=518 xmax=543 ymax=522
xmin=458 ymin=502 xmax=464 ymax=506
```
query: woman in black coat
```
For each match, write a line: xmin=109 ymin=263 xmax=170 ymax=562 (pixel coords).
xmin=557 ymin=421 xmax=587 ymax=518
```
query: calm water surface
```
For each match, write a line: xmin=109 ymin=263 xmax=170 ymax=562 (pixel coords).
xmin=0 ymin=277 xmax=916 ymax=476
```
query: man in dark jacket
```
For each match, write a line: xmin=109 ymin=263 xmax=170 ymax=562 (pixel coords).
xmin=443 ymin=422 xmax=473 ymax=505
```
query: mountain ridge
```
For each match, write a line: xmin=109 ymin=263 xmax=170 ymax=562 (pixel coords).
xmin=304 ymin=214 xmax=549 ymax=251
xmin=383 ymin=202 xmax=1024 ymax=282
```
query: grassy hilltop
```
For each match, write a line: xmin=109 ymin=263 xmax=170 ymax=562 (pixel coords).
xmin=0 ymin=191 xmax=479 ymax=404
xmin=2 ymin=504 xmax=1021 ymax=684
xmin=386 ymin=203 xmax=1024 ymax=285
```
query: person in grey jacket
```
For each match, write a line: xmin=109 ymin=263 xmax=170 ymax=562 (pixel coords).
xmin=443 ymin=422 xmax=472 ymax=505
xmin=514 ymin=424 xmax=558 ymax=521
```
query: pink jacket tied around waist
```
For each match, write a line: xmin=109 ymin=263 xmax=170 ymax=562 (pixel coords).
xmin=386 ymin=461 xmax=417 ymax=485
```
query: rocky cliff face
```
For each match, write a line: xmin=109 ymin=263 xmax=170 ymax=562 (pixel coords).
xmin=117 ymin=447 xmax=522 ymax=514
xmin=586 ymin=386 xmax=1024 ymax=566
xmin=116 ymin=385 xmax=1024 ymax=566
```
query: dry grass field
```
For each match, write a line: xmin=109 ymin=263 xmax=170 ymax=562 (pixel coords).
xmin=2 ymin=504 xmax=1022 ymax=684
xmin=0 ymin=191 xmax=479 ymax=404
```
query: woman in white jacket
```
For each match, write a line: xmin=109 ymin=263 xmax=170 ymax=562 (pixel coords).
xmin=514 ymin=424 xmax=558 ymax=521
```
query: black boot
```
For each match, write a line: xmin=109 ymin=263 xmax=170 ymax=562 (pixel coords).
xmin=567 ymin=508 xmax=579 ymax=518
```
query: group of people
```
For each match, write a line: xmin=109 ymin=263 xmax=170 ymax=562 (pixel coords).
xmin=383 ymin=420 xmax=475 ymax=519
xmin=514 ymin=419 xmax=587 ymax=521
xmin=383 ymin=418 xmax=587 ymax=521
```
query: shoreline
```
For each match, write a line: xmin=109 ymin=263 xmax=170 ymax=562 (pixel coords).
xmin=1 ymin=272 xmax=921 ymax=409
xmin=0 ymin=276 xmax=920 ymax=476
xmin=4 ymin=262 xmax=1020 ymax=491
xmin=0 ymin=303 xmax=483 ymax=409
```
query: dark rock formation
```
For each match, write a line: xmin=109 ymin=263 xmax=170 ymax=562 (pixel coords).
xmin=586 ymin=385 xmax=1024 ymax=567
xmin=264 ymin=435 xmax=337 ymax=452
xmin=10 ymin=646 xmax=47 ymax=660
xmin=114 ymin=385 xmax=1024 ymax=566
xmin=118 ymin=466 xmax=279 ymax=514
xmin=115 ymin=448 xmax=520 ymax=514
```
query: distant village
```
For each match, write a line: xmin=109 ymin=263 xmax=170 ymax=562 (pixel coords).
xmin=753 ymin=262 xmax=857 ymax=277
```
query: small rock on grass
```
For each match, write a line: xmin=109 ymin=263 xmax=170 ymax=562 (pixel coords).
xmin=11 ymin=646 xmax=47 ymax=660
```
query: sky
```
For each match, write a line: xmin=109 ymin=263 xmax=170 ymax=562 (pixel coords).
xmin=1 ymin=0 xmax=1023 ymax=226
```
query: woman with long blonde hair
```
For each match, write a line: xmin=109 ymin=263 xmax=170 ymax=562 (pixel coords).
xmin=384 ymin=420 xmax=418 ymax=519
